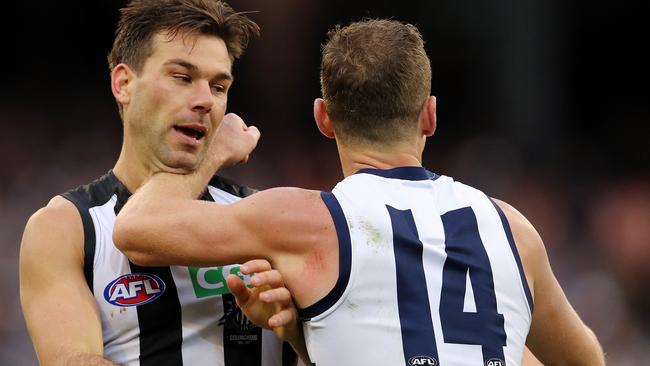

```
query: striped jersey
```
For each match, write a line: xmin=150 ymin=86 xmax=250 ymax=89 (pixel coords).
xmin=300 ymin=167 xmax=533 ymax=366
xmin=62 ymin=171 xmax=296 ymax=366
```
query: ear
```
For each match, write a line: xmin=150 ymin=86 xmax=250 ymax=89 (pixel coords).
xmin=419 ymin=95 xmax=437 ymax=136
xmin=314 ymin=98 xmax=336 ymax=139
xmin=111 ymin=63 xmax=134 ymax=107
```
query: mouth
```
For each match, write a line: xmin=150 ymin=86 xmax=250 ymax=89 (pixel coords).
xmin=173 ymin=123 xmax=207 ymax=141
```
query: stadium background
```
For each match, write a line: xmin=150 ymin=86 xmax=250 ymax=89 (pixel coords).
xmin=1 ymin=1 xmax=648 ymax=364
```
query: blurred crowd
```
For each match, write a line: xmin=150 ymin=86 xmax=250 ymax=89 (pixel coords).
xmin=1 ymin=0 xmax=648 ymax=364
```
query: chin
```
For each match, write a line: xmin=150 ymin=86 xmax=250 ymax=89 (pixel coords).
xmin=157 ymin=147 xmax=202 ymax=173
xmin=163 ymin=156 xmax=200 ymax=173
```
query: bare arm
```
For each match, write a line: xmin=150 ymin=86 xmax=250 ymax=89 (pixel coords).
xmin=20 ymin=197 xmax=116 ymax=365
xmin=113 ymin=113 xmax=333 ymax=365
xmin=113 ymin=113 xmax=328 ymax=269
xmin=494 ymin=199 xmax=605 ymax=366
xmin=113 ymin=112 xmax=263 ymax=266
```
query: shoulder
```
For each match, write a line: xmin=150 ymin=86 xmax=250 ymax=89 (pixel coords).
xmin=238 ymin=187 xmax=325 ymax=212
xmin=21 ymin=196 xmax=84 ymax=264
xmin=26 ymin=196 xmax=82 ymax=235
xmin=492 ymin=198 xmax=543 ymax=248
xmin=232 ymin=187 xmax=332 ymax=246
xmin=492 ymin=198 xmax=547 ymax=293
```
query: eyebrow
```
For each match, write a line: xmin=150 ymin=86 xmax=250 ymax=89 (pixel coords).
xmin=163 ymin=59 xmax=234 ymax=83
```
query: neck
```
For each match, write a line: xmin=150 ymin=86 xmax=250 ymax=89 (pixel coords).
xmin=112 ymin=143 xmax=153 ymax=193
xmin=336 ymin=140 xmax=424 ymax=177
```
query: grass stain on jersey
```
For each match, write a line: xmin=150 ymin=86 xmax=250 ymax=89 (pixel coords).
xmin=359 ymin=218 xmax=385 ymax=249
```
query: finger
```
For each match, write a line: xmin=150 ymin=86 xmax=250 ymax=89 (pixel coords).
xmin=220 ymin=113 xmax=239 ymax=128
xmin=226 ymin=274 xmax=251 ymax=303
xmin=245 ymin=125 xmax=261 ymax=143
xmin=258 ymin=287 xmax=292 ymax=305
xmin=240 ymin=259 xmax=272 ymax=275
xmin=250 ymin=270 xmax=285 ymax=289
xmin=225 ymin=112 xmax=249 ymax=130
xmin=268 ymin=309 xmax=296 ymax=328
xmin=223 ymin=112 xmax=242 ymax=123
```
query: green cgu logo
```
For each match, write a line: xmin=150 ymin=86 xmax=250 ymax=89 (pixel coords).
xmin=188 ymin=265 xmax=253 ymax=298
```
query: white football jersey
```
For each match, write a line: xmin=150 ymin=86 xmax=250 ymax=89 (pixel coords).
xmin=300 ymin=167 xmax=533 ymax=366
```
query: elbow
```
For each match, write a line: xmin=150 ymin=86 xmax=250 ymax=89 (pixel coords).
xmin=584 ymin=326 xmax=606 ymax=366
xmin=112 ymin=215 xmax=135 ymax=252
xmin=112 ymin=217 xmax=155 ymax=266
xmin=566 ymin=326 xmax=605 ymax=366
xmin=123 ymin=252 xmax=156 ymax=267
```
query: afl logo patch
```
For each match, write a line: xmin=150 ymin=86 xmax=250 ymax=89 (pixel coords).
xmin=408 ymin=356 xmax=438 ymax=366
xmin=103 ymin=273 xmax=166 ymax=307
xmin=485 ymin=358 xmax=505 ymax=366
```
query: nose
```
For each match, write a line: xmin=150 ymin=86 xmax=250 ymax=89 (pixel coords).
xmin=190 ymin=81 xmax=214 ymax=114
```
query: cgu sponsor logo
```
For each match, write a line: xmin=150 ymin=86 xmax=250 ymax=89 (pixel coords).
xmin=188 ymin=265 xmax=252 ymax=298
xmin=408 ymin=356 xmax=438 ymax=366
xmin=104 ymin=273 xmax=166 ymax=307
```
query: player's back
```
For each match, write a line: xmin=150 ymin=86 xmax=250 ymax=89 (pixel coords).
xmin=300 ymin=166 xmax=533 ymax=366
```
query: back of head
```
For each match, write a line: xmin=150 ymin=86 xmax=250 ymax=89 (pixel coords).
xmin=108 ymin=0 xmax=260 ymax=73
xmin=320 ymin=19 xmax=432 ymax=147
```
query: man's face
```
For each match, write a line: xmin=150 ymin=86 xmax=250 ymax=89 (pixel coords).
xmin=123 ymin=31 xmax=233 ymax=173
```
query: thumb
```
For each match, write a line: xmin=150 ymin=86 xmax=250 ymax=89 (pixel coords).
xmin=226 ymin=274 xmax=250 ymax=304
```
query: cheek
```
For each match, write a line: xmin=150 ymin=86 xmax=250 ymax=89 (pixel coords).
xmin=135 ymin=80 xmax=177 ymax=126
xmin=210 ymin=103 xmax=227 ymax=127
xmin=143 ymin=78 xmax=172 ymax=110
xmin=130 ymin=82 xmax=164 ymax=118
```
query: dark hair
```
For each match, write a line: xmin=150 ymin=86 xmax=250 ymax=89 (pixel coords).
xmin=108 ymin=0 xmax=260 ymax=72
xmin=320 ymin=19 xmax=431 ymax=145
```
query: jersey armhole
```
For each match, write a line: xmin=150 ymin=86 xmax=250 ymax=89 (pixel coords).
xmin=489 ymin=198 xmax=535 ymax=313
xmin=298 ymin=192 xmax=352 ymax=320
xmin=60 ymin=193 xmax=96 ymax=293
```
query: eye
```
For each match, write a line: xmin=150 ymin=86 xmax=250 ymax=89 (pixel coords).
xmin=173 ymin=74 xmax=191 ymax=83
xmin=210 ymin=84 xmax=226 ymax=94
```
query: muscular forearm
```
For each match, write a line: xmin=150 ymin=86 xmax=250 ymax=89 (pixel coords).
xmin=113 ymin=154 xmax=229 ymax=266
xmin=142 ymin=150 xmax=226 ymax=201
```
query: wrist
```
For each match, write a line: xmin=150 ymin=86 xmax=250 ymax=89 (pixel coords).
xmin=199 ymin=153 xmax=227 ymax=177
xmin=284 ymin=321 xmax=304 ymax=344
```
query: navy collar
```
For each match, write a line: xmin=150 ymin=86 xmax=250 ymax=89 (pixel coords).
xmin=354 ymin=166 xmax=438 ymax=181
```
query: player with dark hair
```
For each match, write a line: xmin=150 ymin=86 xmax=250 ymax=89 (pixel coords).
xmin=20 ymin=1 xmax=302 ymax=365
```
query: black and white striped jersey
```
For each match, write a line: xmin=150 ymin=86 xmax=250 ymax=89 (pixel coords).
xmin=62 ymin=171 xmax=296 ymax=366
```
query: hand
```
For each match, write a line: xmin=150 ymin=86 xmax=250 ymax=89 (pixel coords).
xmin=210 ymin=113 xmax=260 ymax=167
xmin=226 ymin=259 xmax=300 ymax=342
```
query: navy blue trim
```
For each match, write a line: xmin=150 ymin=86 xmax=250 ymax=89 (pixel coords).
xmin=387 ymin=206 xmax=439 ymax=364
xmin=298 ymin=192 xmax=352 ymax=320
xmin=490 ymin=199 xmax=534 ymax=312
xmin=355 ymin=166 xmax=439 ymax=181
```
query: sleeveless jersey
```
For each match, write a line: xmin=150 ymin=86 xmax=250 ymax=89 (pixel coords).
xmin=62 ymin=171 xmax=296 ymax=366
xmin=300 ymin=167 xmax=533 ymax=366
